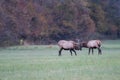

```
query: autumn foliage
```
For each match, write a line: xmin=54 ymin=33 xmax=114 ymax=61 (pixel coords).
xmin=0 ymin=0 xmax=120 ymax=46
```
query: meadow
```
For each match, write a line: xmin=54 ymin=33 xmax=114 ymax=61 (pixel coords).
xmin=0 ymin=40 xmax=120 ymax=80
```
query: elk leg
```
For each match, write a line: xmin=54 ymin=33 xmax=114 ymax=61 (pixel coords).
xmin=92 ymin=48 xmax=94 ymax=55
xmin=88 ymin=48 xmax=91 ymax=55
xmin=72 ymin=49 xmax=77 ymax=56
xmin=98 ymin=48 xmax=102 ymax=55
xmin=70 ymin=49 xmax=73 ymax=56
xmin=59 ymin=48 xmax=63 ymax=56
xmin=100 ymin=48 xmax=102 ymax=54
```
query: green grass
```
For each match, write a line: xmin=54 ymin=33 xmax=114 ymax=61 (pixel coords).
xmin=0 ymin=40 xmax=120 ymax=80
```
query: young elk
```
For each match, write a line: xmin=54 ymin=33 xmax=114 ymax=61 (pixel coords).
xmin=81 ymin=40 xmax=102 ymax=55
xmin=58 ymin=40 xmax=81 ymax=56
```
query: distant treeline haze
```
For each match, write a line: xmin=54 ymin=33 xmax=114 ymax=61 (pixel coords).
xmin=0 ymin=0 xmax=120 ymax=46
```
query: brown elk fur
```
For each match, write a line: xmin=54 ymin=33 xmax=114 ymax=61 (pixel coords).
xmin=81 ymin=40 xmax=102 ymax=55
xmin=58 ymin=40 xmax=81 ymax=56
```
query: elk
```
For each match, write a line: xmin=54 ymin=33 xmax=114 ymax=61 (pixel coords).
xmin=58 ymin=40 xmax=81 ymax=56
xmin=80 ymin=40 xmax=102 ymax=55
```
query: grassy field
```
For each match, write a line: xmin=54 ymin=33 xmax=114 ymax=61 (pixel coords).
xmin=0 ymin=40 xmax=120 ymax=80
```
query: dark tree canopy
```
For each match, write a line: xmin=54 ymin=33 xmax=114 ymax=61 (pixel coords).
xmin=0 ymin=0 xmax=120 ymax=46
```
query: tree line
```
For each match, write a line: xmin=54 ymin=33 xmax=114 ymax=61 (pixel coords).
xmin=0 ymin=0 xmax=120 ymax=46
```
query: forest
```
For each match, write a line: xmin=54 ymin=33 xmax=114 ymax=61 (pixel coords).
xmin=0 ymin=0 xmax=120 ymax=46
